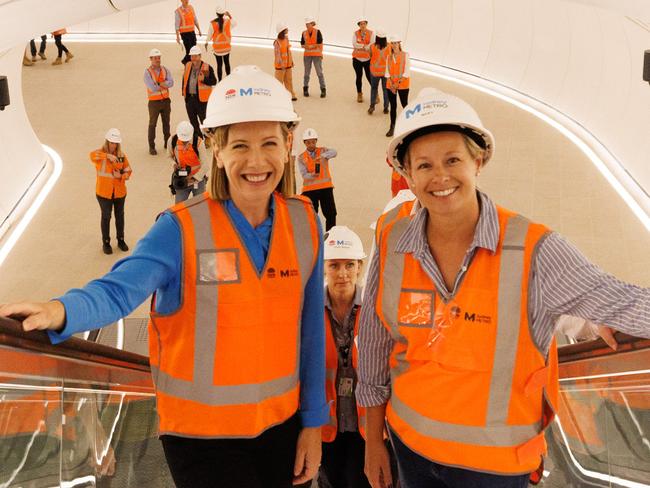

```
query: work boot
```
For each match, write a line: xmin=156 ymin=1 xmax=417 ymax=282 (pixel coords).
xmin=23 ymin=55 xmax=34 ymax=66
xmin=367 ymin=105 xmax=375 ymax=115
xmin=383 ymin=107 xmax=389 ymax=114
xmin=163 ymin=139 xmax=168 ymax=150
xmin=64 ymin=51 xmax=74 ymax=63
xmin=102 ymin=241 xmax=113 ymax=255
xmin=38 ymin=52 xmax=47 ymax=60
xmin=52 ymin=57 xmax=62 ymax=65
xmin=320 ymin=87 xmax=326 ymax=98
xmin=149 ymin=147 xmax=157 ymax=155
xmin=386 ymin=124 xmax=395 ymax=137
xmin=117 ymin=239 xmax=129 ymax=252
xmin=374 ymin=94 xmax=380 ymax=105
xmin=357 ymin=92 xmax=363 ymax=103
xmin=291 ymin=96 xmax=298 ymax=101
xmin=303 ymin=86 xmax=309 ymax=97
xmin=31 ymin=56 xmax=37 ymax=63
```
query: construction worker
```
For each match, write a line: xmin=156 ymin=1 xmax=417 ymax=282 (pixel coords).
xmin=320 ymin=225 xmax=371 ymax=488
xmin=368 ymin=32 xmax=390 ymax=115
xmin=175 ymin=0 xmax=202 ymax=64
xmin=386 ymin=154 xmax=408 ymax=197
xmin=0 ymin=65 xmax=327 ymax=488
xmin=385 ymin=35 xmax=410 ymax=137
xmin=168 ymin=120 xmax=206 ymax=203
xmin=90 ymin=128 xmax=132 ymax=255
xmin=205 ymin=6 xmax=236 ymax=81
xmin=144 ymin=48 xmax=174 ymax=156
xmin=358 ymin=87 xmax=650 ymax=488
xmin=29 ymin=35 xmax=47 ymax=62
xmin=301 ymin=17 xmax=326 ymax=98
xmin=51 ymin=28 xmax=73 ymax=65
xmin=181 ymin=45 xmax=216 ymax=138
xmin=352 ymin=18 xmax=374 ymax=103
xmin=274 ymin=22 xmax=297 ymax=101
xmin=297 ymin=128 xmax=338 ymax=230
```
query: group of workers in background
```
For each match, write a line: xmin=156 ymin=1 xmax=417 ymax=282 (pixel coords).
xmin=23 ymin=29 xmax=73 ymax=66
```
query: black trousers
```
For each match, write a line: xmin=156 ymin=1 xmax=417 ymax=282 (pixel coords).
xmin=303 ymin=187 xmax=337 ymax=230
xmin=54 ymin=34 xmax=69 ymax=57
xmin=30 ymin=35 xmax=46 ymax=56
xmin=318 ymin=432 xmax=371 ymax=488
xmin=214 ymin=53 xmax=231 ymax=81
xmin=388 ymin=88 xmax=410 ymax=126
xmin=180 ymin=31 xmax=197 ymax=64
xmin=148 ymin=98 xmax=171 ymax=149
xmin=352 ymin=58 xmax=371 ymax=93
xmin=96 ymin=195 xmax=125 ymax=242
xmin=160 ymin=414 xmax=301 ymax=488
xmin=184 ymin=95 xmax=207 ymax=139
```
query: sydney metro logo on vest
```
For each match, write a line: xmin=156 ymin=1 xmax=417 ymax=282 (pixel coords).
xmin=266 ymin=267 xmax=299 ymax=279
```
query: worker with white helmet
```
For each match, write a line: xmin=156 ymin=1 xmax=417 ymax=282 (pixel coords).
xmin=297 ymin=127 xmax=339 ymax=230
xmin=320 ymin=225 xmax=374 ymax=488
xmin=175 ymin=0 xmax=202 ymax=64
xmin=352 ymin=17 xmax=375 ymax=103
xmin=205 ymin=5 xmax=236 ymax=81
xmin=144 ymin=47 xmax=174 ymax=155
xmin=168 ymin=120 xmax=206 ymax=203
xmin=368 ymin=31 xmax=390 ymax=116
xmin=274 ymin=22 xmax=298 ymax=100
xmin=182 ymin=45 xmax=217 ymax=138
xmin=89 ymin=128 xmax=132 ymax=255
xmin=301 ymin=16 xmax=327 ymax=98
xmin=357 ymin=87 xmax=650 ymax=487
xmin=384 ymin=34 xmax=410 ymax=137
xmin=0 ymin=65 xmax=328 ymax=488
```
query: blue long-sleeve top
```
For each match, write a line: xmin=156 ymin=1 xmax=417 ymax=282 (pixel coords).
xmin=48 ymin=197 xmax=329 ymax=428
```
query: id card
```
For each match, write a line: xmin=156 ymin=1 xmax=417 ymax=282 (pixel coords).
xmin=337 ymin=377 xmax=354 ymax=397
xmin=193 ymin=181 xmax=199 ymax=190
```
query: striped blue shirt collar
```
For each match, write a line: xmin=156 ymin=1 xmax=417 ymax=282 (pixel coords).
xmin=395 ymin=191 xmax=499 ymax=256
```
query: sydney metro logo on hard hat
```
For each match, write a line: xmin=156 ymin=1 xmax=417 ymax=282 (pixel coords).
xmin=225 ymin=89 xmax=236 ymax=100
xmin=405 ymin=99 xmax=449 ymax=119
xmin=328 ymin=239 xmax=353 ymax=247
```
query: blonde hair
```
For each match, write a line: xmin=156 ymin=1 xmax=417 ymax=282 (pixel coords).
xmin=101 ymin=140 xmax=124 ymax=158
xmin=205 ymin=122 xmax=294 ymax=201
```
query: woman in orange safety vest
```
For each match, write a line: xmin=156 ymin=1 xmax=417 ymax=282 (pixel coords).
xmin=274 ymin=23 xmax=297 ymax=101
xmin=384 ymin=35 xmax=410 ymax=138
xmin=0 ymin=65 xmax=328 ymax=488
xmin=51 ymin=28 xmax=73 ymax=65
xmin=368 ymin=32 xmax=390 ymax=115
xmin=90 ymin=128 xmax=132 ymax=255
xmin=358 ymin=87 xmax=650 ymax=488
xmin=205 ymin=5 xmax=236 ymax=81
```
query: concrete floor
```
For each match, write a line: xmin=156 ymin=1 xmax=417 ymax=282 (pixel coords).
xmin=2 ymin=41 xmax=649 ymax=316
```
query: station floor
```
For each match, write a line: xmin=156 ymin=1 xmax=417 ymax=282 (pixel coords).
xmin=1 ymin=42 xmax=649 ymax=316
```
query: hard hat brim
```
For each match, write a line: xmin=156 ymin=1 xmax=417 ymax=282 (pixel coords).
xmin=201 ymin=111 xmax=301 ymax=130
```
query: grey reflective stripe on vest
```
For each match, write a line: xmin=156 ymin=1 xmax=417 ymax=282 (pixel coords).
xmin=98 ymin=159 xmax=112 ymax=178
xmin=383 ymin=213 xmax=540 ymax=446
xmin=152 ymin=198 xmax=314 ymax=406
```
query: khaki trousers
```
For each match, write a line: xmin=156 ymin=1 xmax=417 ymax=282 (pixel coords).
xmin=274 ymin=67 xmax=296 ymax=98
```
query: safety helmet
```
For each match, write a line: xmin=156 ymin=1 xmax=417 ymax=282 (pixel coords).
xmin=189 ymin=45 xmax=202 ymax=56
xmin=388 ymin=34 xmax=401 ymax=43
xmin=176 ymin=121 xmax=194 ymax=142
xmin=356 ymin=17 xmax=368 ymax=26
xmin=376 ymin=30 xmax=386 ymax=38
xmin=148 ymin=48 xmax=162 ymax=58
xmin=201 ymin=65 xmax=300 ymax=129
xmin=105 ymin=128 xmax=122 ymax=144
xmin=215 ymin=5 xmax=226 ymax=14
xmin=324 ymin=226 xmax=366 ymax=260
xmin=276 ymin=22 xmax=288 ymax=34
xmin=302 ymin=128 xmax=318 ymax=140
xmin=304 ymin=16 xmax=316 ymax=25
xmin=387 ymin=87 xmax=495 ymax=173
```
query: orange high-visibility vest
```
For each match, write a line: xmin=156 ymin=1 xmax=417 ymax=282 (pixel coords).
xmin=301 ymin=148 xmax=333 ymax=192
xmin=386 ymin=52 xmax=410 ymax=90
xmin=353 ymin=29 xmax=373 ymax=61
xmin=274 ymin=38 xmax=293 ymax=69
xmin=148 ymin=193 xmax=319 ymax=438
xmin=302 ymin=28 xmax=323 ymax=57
xmin=176 ymin=6 xmax=196 ymax=33
xmin=182 ymin=61 xmax=213 ymax=103
xmin=174 ymin=141 xmax=201 ymax=177
xmin=370 ymin=44 xmax=391 ymax=77
xmin=52 ymin=28 xmax=67 ymax=36
xmin=210 ymin=19 xmax=232 ymax=54
xmin=322 ymin=304 xmax=367 ymax=442
xmin=90 ymin=150 xmax=132 ymax=199
xmin=376 ymin=206 xmax=559 ymax=476
xmin=146 ymin=67 xmax=170 ymax=101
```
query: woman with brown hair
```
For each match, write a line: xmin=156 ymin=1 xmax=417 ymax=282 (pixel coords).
xmin=274 ymin=22 xmax=298 ymax=101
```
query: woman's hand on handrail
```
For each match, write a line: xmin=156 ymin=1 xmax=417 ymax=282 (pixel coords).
xmin=0 ymin=300 xmax=66 ymax=332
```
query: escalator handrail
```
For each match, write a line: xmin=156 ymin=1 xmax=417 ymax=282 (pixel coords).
xmin=558 ymin=331 xmax=650 ymax=363
xmin=0 ymin=316 xmax=150 ymax=372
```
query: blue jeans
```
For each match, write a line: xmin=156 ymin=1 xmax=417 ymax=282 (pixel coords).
xmin=370 ymin=75 xmax=388 ymax=110
xmin=389 ymin=428 xmax=531 ymax=488
xmin=303 ymin=56 xmax=326 ymax=89
xmin=174 ymin=178 xmax=206 ymax=203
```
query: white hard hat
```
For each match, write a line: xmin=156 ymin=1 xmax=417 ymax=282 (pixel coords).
xmin=201 ymin=65 xmax=300 ymax=129
xmin=176 ymin=121 xmax=194 ymax=142
xmin=376 ymin=31 xmax=387 ymax=38
xmin=149 ymin=48 xmax=162 ymax=57
xmin=324 ymin=226 xmax=366 ymax=260
xmin=276 ymin=22 xmax=288 ymax=34
xmin=388 ymin=34 xmax=401 ymax=43
xmin=356 ymin=17 xmax=368 ymax=25
xmin=302 ymin=128 xmax=318 ymax=140
xmin=387 ymin=88 xmax=495 ymax=173
xmin=304 ymin=16 xmax=316 ymax=24
xmin=215 ymin=5 xmax=226 ymax=14
xmin=105 ymin=128 xmax=122 ymax=144
xmin=189 ymin=45 xmax=202 ymax=56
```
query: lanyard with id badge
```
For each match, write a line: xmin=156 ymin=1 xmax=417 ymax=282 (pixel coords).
xmin=331 ymin=307 xmax=358 ymax=399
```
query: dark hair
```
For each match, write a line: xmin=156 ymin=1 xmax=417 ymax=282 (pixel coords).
xmin=375 ymin=35 xmax=387 ymax=50
xmin=216 ymin=13 xmax=224 ymax=32
xmin=277 ymin=29 xmax=287 ymax=40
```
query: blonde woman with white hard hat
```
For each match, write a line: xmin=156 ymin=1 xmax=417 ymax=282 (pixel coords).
xmin=358 ymin=87 xmax=650 ymax=488
xmin=145 ymin=48 xmax=174 ymax=155
xmin=274 ymin=22 xmax=298 ymax=100
xmin=205 ymin=5 xmax=236 ymax=81
xmin=384 ymin=34 xmax=410 ymax=137
xmin=0 ymin=65 xmax=327 ymax=487
xmin=352 ymin=17 xmax=375 ymax=103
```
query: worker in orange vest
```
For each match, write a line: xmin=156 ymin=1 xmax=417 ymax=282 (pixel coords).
xmin=175 ymin=0 xmax=202 ymax=64
xmin=386 ymin=154 xmax=409 ymax=197
xmin=90 ymin=128 xmax=132 ymax=255
xmin=352 ymin=18 xmax=375 ymax=103
xmin=274 ymin=22 xmax=297 ymax=101
xmin=368 ymin=32 xmax=390 ymax=115
xmin=385 ymin=35 xmax=410 ymax=137
xmin=168 ymin=121 xmax=206 ymax=203
xmin=1 ymin=65 xmax=328 ymax=488
xmin=358 ymin=87 xmax=650 ymax=488
xmin=181 ymin=45 xmax=216 ymax=138
xmin=144 ymin=48 xmax=174 ymax=156
xmin=297 ymin=128 xmax=338 ymax=230
xmin=301 ymin=17 xmax=326 ymax=98
xmin=51 ymin=28 xmax=73 ymax=65
xmin=205 ymin=5 xmax=236 ymax=81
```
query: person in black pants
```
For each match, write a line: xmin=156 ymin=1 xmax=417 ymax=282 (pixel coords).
xmin=29 ymin=35 xmax=47 ymax=62
xmin=51 ymin=29 xmax=73 ymax=65
xmin=181 ymin=46 xmax=217 ymax=138
xmin=175 ymin=0 xmax=202 ymax=64
xmin=205 ymin=7 xmax=235 ymax=81
xmin=385 ymin=36 xmax=411 ymax=137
